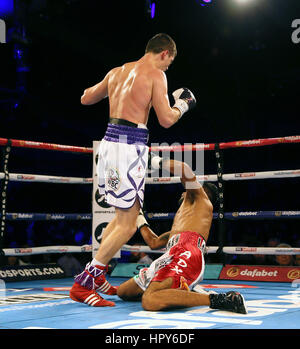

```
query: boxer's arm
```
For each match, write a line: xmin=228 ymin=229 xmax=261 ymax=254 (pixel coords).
xmin=152 ymin=70 xmax=181 ymax=128
xmin=81 ymin=71 xmax=110 ymax=105
xmin=140 ymin=226 xmax=171 ymax=250
xmin=137 ymin=211 xmax=170 ymax=249
xmin=162 ymin=159 xmax=204 ymax=202
xmin=162 ymin=159 xmax=200 ymax=188
xmin=149 ymin=155 xmax=201 ymax=192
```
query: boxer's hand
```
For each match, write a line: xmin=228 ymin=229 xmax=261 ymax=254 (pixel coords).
xmin=137 ymin=209 xmax=149 ymax=230
xmin=172 ymin=87 xmax=196 ymax=119
xmin=148 ymin=151 xmax=163 ymax=170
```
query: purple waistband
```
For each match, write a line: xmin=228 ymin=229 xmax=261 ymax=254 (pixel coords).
xmin=104 ymin=123 xmax=149 ymax=145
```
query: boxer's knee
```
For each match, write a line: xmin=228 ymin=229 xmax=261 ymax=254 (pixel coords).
xmin=141 ymin=293 xmax=152 ymax=310
xmin=117 ymin=279 xmax=143 ymax=301
xmin=115 ymin=201 xmax=140 ymax=238
xmin=117 ymin=283 xmax=130 ymax=300
xmin=142 ymin=279 xmax=173 ymax=311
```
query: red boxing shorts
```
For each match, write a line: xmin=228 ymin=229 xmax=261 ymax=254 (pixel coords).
xmin=134 ymin=231 xmax=206 ymax=291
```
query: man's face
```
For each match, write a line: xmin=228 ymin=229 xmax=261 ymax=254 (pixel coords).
xmin=276 ymin=254 xmax=293 ymax=266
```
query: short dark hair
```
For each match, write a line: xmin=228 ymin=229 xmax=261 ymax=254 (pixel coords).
xmin=203 ymin=182 xmax=219 ymax=207
xmin=145 ymin=33 xmax=177 ymax=57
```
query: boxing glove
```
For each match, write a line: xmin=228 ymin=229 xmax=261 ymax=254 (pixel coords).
xmin=172 ymin=87 xmax=196 ymax=118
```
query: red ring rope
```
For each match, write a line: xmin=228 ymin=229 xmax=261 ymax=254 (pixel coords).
xmin=0 ymin=135 xmax=299 ymax=153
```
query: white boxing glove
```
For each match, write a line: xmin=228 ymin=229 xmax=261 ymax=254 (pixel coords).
xmin=172 ymin=87 xmax=196 ymax=118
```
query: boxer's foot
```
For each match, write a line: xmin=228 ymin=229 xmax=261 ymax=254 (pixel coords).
xmin=70 ymin=282 xmax=115 ymax=307
xmin=209 ymin=291 xmax=247 ymax=314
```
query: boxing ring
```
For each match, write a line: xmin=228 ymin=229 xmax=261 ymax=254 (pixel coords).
xmin=0 ymin=135 xmax=300 ymax=330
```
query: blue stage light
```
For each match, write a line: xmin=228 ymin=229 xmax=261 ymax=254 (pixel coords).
xmin=197 ymin=0 xmax=212 ymax=6
xmin=0 ymin=0 xmax=14 ymax=17
xmin=151 ymin=2 xmax=155 ymax=19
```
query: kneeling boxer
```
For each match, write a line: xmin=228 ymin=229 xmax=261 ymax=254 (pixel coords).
xmin=117 ymin=158 xmax=247 ymax=314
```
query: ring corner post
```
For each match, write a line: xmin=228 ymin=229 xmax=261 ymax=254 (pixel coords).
xmin=0 ymin=139 xmax=11 ymax=266
xmin=214 ymin=143 xmax=226 ymax=266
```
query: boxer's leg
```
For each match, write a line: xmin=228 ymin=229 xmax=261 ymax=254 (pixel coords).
xmin=70 ymin=127 xmax=147 ymax=306
xmin=142 ymin=278 xmax=247 ymax=314
xmin=69 ymin=199 xmax=140 ymax=306
xmin=99 ymin=216 xmax=117 ymax=243
xmin=141 ymin=277 xmax=210 ymax=311
xmin=117 ymin=277 xmax=144 ymax=301
xmin=94 ymin=198 xmax=140 ymax=264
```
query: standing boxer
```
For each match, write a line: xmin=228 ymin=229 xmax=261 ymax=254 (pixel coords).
xmin=70 ymin=33 xmax=196 ymax=307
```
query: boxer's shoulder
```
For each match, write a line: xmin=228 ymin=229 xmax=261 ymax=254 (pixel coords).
xmin=150 ymin=68 xmax=167 ymax=85
xmin=108 ymin=62 xmax=135 ymax=77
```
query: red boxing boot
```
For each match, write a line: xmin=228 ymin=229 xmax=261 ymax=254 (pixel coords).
xmin=69 ymin=262 xmax=116 ymax=307
xmin=70 ymin=283 xmax=115 ymax=307
xmin=95 ymin=275 xmax=118 ymax=295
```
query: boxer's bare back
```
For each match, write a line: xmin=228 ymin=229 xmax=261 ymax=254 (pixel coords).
xmin=81 ymin=52 xmax=180 ymax=128
xmin=170 ymin=188 xmax=213 ymax=243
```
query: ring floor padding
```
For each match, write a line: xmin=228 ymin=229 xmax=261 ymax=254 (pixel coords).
xmin=0 ymin=277 xmax=299 ymax=329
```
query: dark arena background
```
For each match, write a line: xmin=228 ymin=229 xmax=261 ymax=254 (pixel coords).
xmin=0 ymin=0 xmax=300 ymax=333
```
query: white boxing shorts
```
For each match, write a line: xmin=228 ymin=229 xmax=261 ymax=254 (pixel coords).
xmin=97 ymin=119 xmax=149 ymax=209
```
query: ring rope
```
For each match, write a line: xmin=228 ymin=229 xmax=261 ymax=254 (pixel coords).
xmin=5 ymin=213 xmax=92 ymax=220
xmin=2 ymin=244 xmax=300 ymax=257
xmin=122 ymin=244 xmax=300 ymax=256
xmin=150 ymin=135 xmax=300 ymax=152
xmin=0 ymin=172 xmax=93 ymax=184
xmin=145 ymin=211 xmax=300 ymax=220
xmin=0 ymin=137 xmax=92 ymax=154
xmin=0 ymin=168 xmax=299 ymax=184
xmin=0 ymin=135 xmax=299 ymax=261
xmin=2 ymin=211 xmax=300 ymax=221
xmin=0 ymin=135 xmax=299 ymax=153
